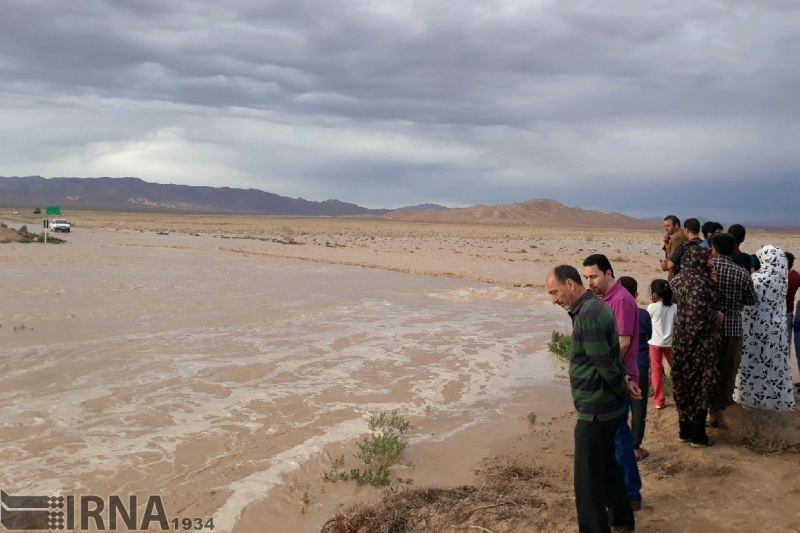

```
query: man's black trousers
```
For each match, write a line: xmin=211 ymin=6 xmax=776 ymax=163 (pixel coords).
xmin=574 ymin=415 xmax=635 ymax=533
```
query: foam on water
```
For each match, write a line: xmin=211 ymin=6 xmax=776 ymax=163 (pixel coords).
xmin=212 ymin=419 xmax=369 ymax=532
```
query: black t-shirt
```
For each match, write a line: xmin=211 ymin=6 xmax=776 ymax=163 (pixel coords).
xmin=731 ymin=251 xmax=758 ymax=272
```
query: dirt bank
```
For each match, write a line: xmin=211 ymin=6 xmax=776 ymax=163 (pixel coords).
xmin=321 ymin=403 xmax=800 ymax=533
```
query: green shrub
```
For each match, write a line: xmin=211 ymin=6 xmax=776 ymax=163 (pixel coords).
xmin=324 ymin=410 xmax=412 ymax=488
xmin=548 ymin=331 xmax=572 ymax=363
xmin=357 ymin=432 xmax=407 ymax=467
xmin=368 ymin=410 xmax=412 ymax=433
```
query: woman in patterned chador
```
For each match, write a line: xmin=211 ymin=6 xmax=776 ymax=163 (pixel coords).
xmin=669 ymin=246 xmax=722 ymax=447
xmin=735 ymin=245 xmax=796 ymax=411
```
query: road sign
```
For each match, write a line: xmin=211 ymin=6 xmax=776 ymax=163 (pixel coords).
xmin=43 ymin=220 xmax=49 ymax=229
xmin=46 ymin=206 xmax=61 ymax=215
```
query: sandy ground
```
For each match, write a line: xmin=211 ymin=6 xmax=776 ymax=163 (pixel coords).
xmin=17 ymin=210 xmax=800 ymax=294
xmin=2 ymin=211 xmax=799 ymax=533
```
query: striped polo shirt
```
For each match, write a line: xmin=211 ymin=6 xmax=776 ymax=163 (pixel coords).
xmin=568 ymin=290 xmax=629 ymax=421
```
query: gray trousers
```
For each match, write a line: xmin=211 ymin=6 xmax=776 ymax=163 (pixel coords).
xmin=710 ymin=336 xmax=743 ymax=416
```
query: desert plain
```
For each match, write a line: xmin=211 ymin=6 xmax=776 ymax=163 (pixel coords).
xmin=2 ymin=211 xmax=800 ymax=533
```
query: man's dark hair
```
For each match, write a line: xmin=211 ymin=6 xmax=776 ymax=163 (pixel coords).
xmin=787 ymin=252 xmax=794 ymax=270
xmin=664 ymin=215 xmax=680 ymax=226
xmin=618 ymin=276 xmax=638 ymax=296
xmin=553 ymin=264 xmax=583 ymax=285
xmin=683 ymin=218 xmax=701 ymax=235
xmin=727 ymin=224 xmax=746 ymax=245
xmin=583 ymin=254 xmax=614 ymax=278
xmin=711 ymin=232 xmax=736 ymax=257
xmin=701 ymin=221 xmax=723 ymax=239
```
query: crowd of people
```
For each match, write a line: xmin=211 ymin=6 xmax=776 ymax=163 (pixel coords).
xmin=544 ymin=216 xmax=800 ymax=533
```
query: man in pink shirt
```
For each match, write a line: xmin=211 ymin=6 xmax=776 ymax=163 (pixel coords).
xmin=584 ymin=255 xmax=641 ymax=381
xmin=583 ymin=254 xmax=642 ymax=510
xmin=787 ymin=252 xmax=800 ymax=382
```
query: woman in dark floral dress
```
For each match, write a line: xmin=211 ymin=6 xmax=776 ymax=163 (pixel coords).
xmin=669 ymin=246 xmax=722 ymax=447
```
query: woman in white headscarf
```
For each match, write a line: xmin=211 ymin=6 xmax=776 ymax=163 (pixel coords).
xmin=734 ymin=245 xmax=796 ymax=410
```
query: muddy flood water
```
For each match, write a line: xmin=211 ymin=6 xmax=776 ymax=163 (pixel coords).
xmin=0 ymin=229 xmax=572 ymax=532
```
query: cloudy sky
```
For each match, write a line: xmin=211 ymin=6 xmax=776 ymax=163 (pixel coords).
xmin=2 ymin=0 xmax=799 ymax=220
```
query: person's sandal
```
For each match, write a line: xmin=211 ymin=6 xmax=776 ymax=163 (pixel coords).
xmin=690 ymin=436 xmax=716 ymax=448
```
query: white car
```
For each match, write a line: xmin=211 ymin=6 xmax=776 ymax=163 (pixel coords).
xmin=51 ymin=219 xmax=71 ymax=232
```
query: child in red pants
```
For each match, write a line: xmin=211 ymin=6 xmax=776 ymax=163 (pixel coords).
xmin=647 ymin=279 xmax=676 ymax=408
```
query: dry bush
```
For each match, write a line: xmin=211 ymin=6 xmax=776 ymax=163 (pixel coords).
xmin=280 ymin=225 xmax=296 ymax=244
xmin=724 ymin=404 xmax=800 ymax=454
xmin=475 ymin=460 xmax=546 ymax=490
xmin=321 ymin=487 xmax=481 ymax=533
xmin=321 ymin=457 xmax=571 ymax=533
xmin=642 ymin=456 xmax=732 ymax=480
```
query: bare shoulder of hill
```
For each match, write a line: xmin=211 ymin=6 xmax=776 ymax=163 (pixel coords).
xmin=379 ymin=199 xmax=661 ymax=230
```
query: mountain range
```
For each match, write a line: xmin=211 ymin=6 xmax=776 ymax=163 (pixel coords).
xmin=1 ymin=176 xmax=657 ymax=228
xmin=0 ymin=176 xmax=392 ymax=216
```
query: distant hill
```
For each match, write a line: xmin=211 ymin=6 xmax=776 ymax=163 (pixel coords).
xmin=396 ymin=203 xmax=449 ymax=211
xmin=0 ymin=176 xmax=391 ymax=216
xmin=650 ymin=215 xmax=716 ymax=224
xmin=741 ymin=219 xmax=800 ymax=229
xmin=383 ymin=199 xmax=661 ymax=229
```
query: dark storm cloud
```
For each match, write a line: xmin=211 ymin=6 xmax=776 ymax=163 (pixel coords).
xmin=5 ymin=0 xmax=797 ymax=122
xmin=1 ymin=0 xmax=799 ymax=219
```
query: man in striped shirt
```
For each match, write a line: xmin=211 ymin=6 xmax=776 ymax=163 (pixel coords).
xmin=546 ymin=265 xmax=641 ymax=533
